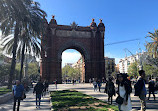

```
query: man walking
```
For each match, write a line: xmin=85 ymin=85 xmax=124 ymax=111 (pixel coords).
xmin=97 ymin=80 xmax=102 ymax=92
xmin=33 ymin=80 xmax=44 ymax=109
xmin=148 ymin=77 xmax=156 ymax=100
xmin=55 ymin=79 xmax=57 ymax=89
xmin=134 ymin=70 xmax=147 ymax=111
xmin=12 ymin=80 xmax=24 ymax=111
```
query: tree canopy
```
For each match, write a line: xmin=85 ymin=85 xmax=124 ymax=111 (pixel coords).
xmin=143 ymin=63 xmax=158 ymax=77
xmin=146 ymin=29 xmax=158 ymax=58
xmin=0 ymin=0 xmax=46 ymax=88
xmin=127 ymin=61 xmax=139 ymax=77
xmin=62 ymin=65 xmax=80 ymax=80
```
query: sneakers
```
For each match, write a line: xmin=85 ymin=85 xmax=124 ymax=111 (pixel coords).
xmin=36 ymin=106 xmax=40 ymax=109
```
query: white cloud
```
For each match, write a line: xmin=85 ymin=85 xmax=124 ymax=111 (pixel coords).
xmin=62 ymin=51 xmax=81 ymax=67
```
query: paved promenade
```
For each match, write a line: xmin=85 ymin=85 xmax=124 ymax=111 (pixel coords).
xmin=0 ymin=83 xmax=158 ymax=111
xmin=49 ymin=83 xmax=158 ymax=111
xmin=0 ymin=89 xmax=50 ymax=111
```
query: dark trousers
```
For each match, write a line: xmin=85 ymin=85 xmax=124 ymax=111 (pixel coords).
xmin=13 ymin=97 xmax=21 ymax=111
xmin=148 ymin=89 xmax=155 ymax=100
xmin=108 ymin=95 xmax=113 ymax=104
xmin=118 ymin=104 xmax=122 ymax=111
xmin=36 ymin=94 xmax=41 ymax=106
xmin=98 ymin=86 xmax=101 ymax=92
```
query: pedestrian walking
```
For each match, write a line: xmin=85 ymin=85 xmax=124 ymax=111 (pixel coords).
xmin=155 ymin=77 xmax=158 ymax=91
xmin=43 ymin=80 xmax=49 ymax=96
xmin=105 ymin=77 xmax=115 ymax=104
xmin=93 ymin=80 xmax=97 ymax=92
xmin=134 ymin=70 xmax=147 ymax=111
xmin=116 ymin=73 xmax=132 ymax=111
xmin=148 ymin=77 xmax=156 ymax=100
xmin=97 ymin=80 xmax=102 ymax=92
xmin=55 ymin=79 xmax=57 ymax=89
xmin=12 ymin=80 xmax=24 ymax=111
xmin=89 ymin=78 xmax=92 ymax=85
xmin=33 ymin=80 xmax=44 ymax=109
xmin=72 ymin=79 xmax=75 ymax=85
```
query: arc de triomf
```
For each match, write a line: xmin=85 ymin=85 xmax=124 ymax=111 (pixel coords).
xmin=40 ymin=16 xmax=105 ymax=83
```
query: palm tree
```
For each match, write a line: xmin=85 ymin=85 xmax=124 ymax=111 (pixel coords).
xmin=0 ymin=0 xmax=46 ymax=88
xmin=2 ymin=29 xmax=41 ymax=82
xmin=146 ymin=29 xmax=158 ymax=58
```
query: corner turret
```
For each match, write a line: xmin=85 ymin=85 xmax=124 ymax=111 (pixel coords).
xmin=49 ymin=15 xmax=57 ymax=27
xmin=90 ymin=18 xmax=97 ymax=31
xmin=98 ymin=19 xmax=105 ymax=32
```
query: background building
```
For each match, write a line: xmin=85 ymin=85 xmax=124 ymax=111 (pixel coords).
xmin=105 ymin=57 xmax=115 ymax=77
xmin=65 ymin=63 xmax=73 ymax=67
xmin=72 ymin=57 xmax=85 ymax=82
xmin=115 ymin=64 xmax=120 ymax=73
xmin=119 ymin=51 xmax=147 ymax=73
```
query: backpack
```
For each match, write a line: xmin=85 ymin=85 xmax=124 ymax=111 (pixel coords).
xmin=124 ymin=79 xmax=132 ymax=94
xmin=149 ymin=80 xmax=155 ymax=88
xmin=134 ymin=80 xmax=141 ymax=96
xmin=127 ymin=80 xmax=132 ymax=94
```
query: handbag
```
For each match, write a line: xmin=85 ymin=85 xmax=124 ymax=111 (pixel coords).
xmin=21 ymin=93 xmax=26 ymax=100
xmin=116 ymin=96 xmax=124 ymax=104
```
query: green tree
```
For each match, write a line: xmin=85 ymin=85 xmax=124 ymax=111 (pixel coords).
xmin=27 ymin=63 xmax=39 ymax=81
xmin=143 ymin=63 xmax=158 ymax=77
xmin=145 ymin=56 xmax=158 ymax=69
xmin=62 ymin=66 xmax=81 ymax=80
xmin=0 ymin=64 xmax=10 ymax=77
xmin=15 ymin=63 xmax=21 ymax=79
xmin=14 ymin=62 xmax=39 ymax=81
xmin=62 ymin=65 xmax=71 ymax=79
xmin=127 ymin=62 xmax=139 ymax=77
xmin=0 ymin=0 xmax=46 ymax=88
xmin=2 ymin=28 xmax=41 ymax=82
xmin=146 ymin=29 xmax=158 ymax=58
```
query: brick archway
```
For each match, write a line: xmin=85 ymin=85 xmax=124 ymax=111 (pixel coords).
xmin=40 ymin=17 xmax=105 ymax=83
xmin=57 ymin=40 xmax=90 ymax=61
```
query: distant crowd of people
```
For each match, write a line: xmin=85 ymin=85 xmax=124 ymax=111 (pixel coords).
xmin=12 ymin=70 xmax=158 ymax=111
xmin=91 ymin=70 xmax=158 ymax=111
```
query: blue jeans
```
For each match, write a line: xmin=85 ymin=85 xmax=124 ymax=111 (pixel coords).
xmin=36 ymin=94 xmax=41 ymax=106
xmin=118 ymin=104 xmax=122 ymax=111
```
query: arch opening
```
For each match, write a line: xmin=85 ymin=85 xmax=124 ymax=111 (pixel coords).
xmin=61 ymin=49 xmax=85 ymax=83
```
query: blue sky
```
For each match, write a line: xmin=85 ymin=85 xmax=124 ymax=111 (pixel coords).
xmin=36 ymin=0 xmax=158 ymax=66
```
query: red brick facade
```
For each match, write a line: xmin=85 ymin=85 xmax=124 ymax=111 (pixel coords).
xmin=40 ymin=17 xmax=105 ymax=83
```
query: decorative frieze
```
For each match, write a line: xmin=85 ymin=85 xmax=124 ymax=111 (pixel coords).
xmin=56 ymin=30 xmax=91 ymax=38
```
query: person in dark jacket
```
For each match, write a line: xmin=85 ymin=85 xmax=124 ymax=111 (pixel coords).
xmin=105 ymin=77 xmax=115 ymax=104
xmin=148 ymin=77 xmax=156 ymax=100
xmin=97 ymin=80 xmax=102 ymax=92
xmin=33 ymin=80 xmax=44 ymax=109
xmin=134 ymin=70 xmax=147 ymax=111
xmin=43 ymin=80 xmax=49 ymax=96
xmin=12 ymin=80 xmax=24 ymax=111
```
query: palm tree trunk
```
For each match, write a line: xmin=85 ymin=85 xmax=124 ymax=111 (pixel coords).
xmin=19 ymin=43 xmax=26 ymax=82
xmin=8 ymin=22 xmax=19 ymax=89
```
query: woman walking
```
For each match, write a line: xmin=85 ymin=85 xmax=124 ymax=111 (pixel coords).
xmin=116 ymin=73 xmax=132 ymax=111
xmin=148 ymin=77 xmax=156 ymax=100
xmin=93 ymin=80 xmax=97 ymax=92
xmin=105 ymin=77 xmax=115 ymax=104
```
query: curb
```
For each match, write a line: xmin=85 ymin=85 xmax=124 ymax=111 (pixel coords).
xmin=49 ymin=92 xmax=54 ymax=111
